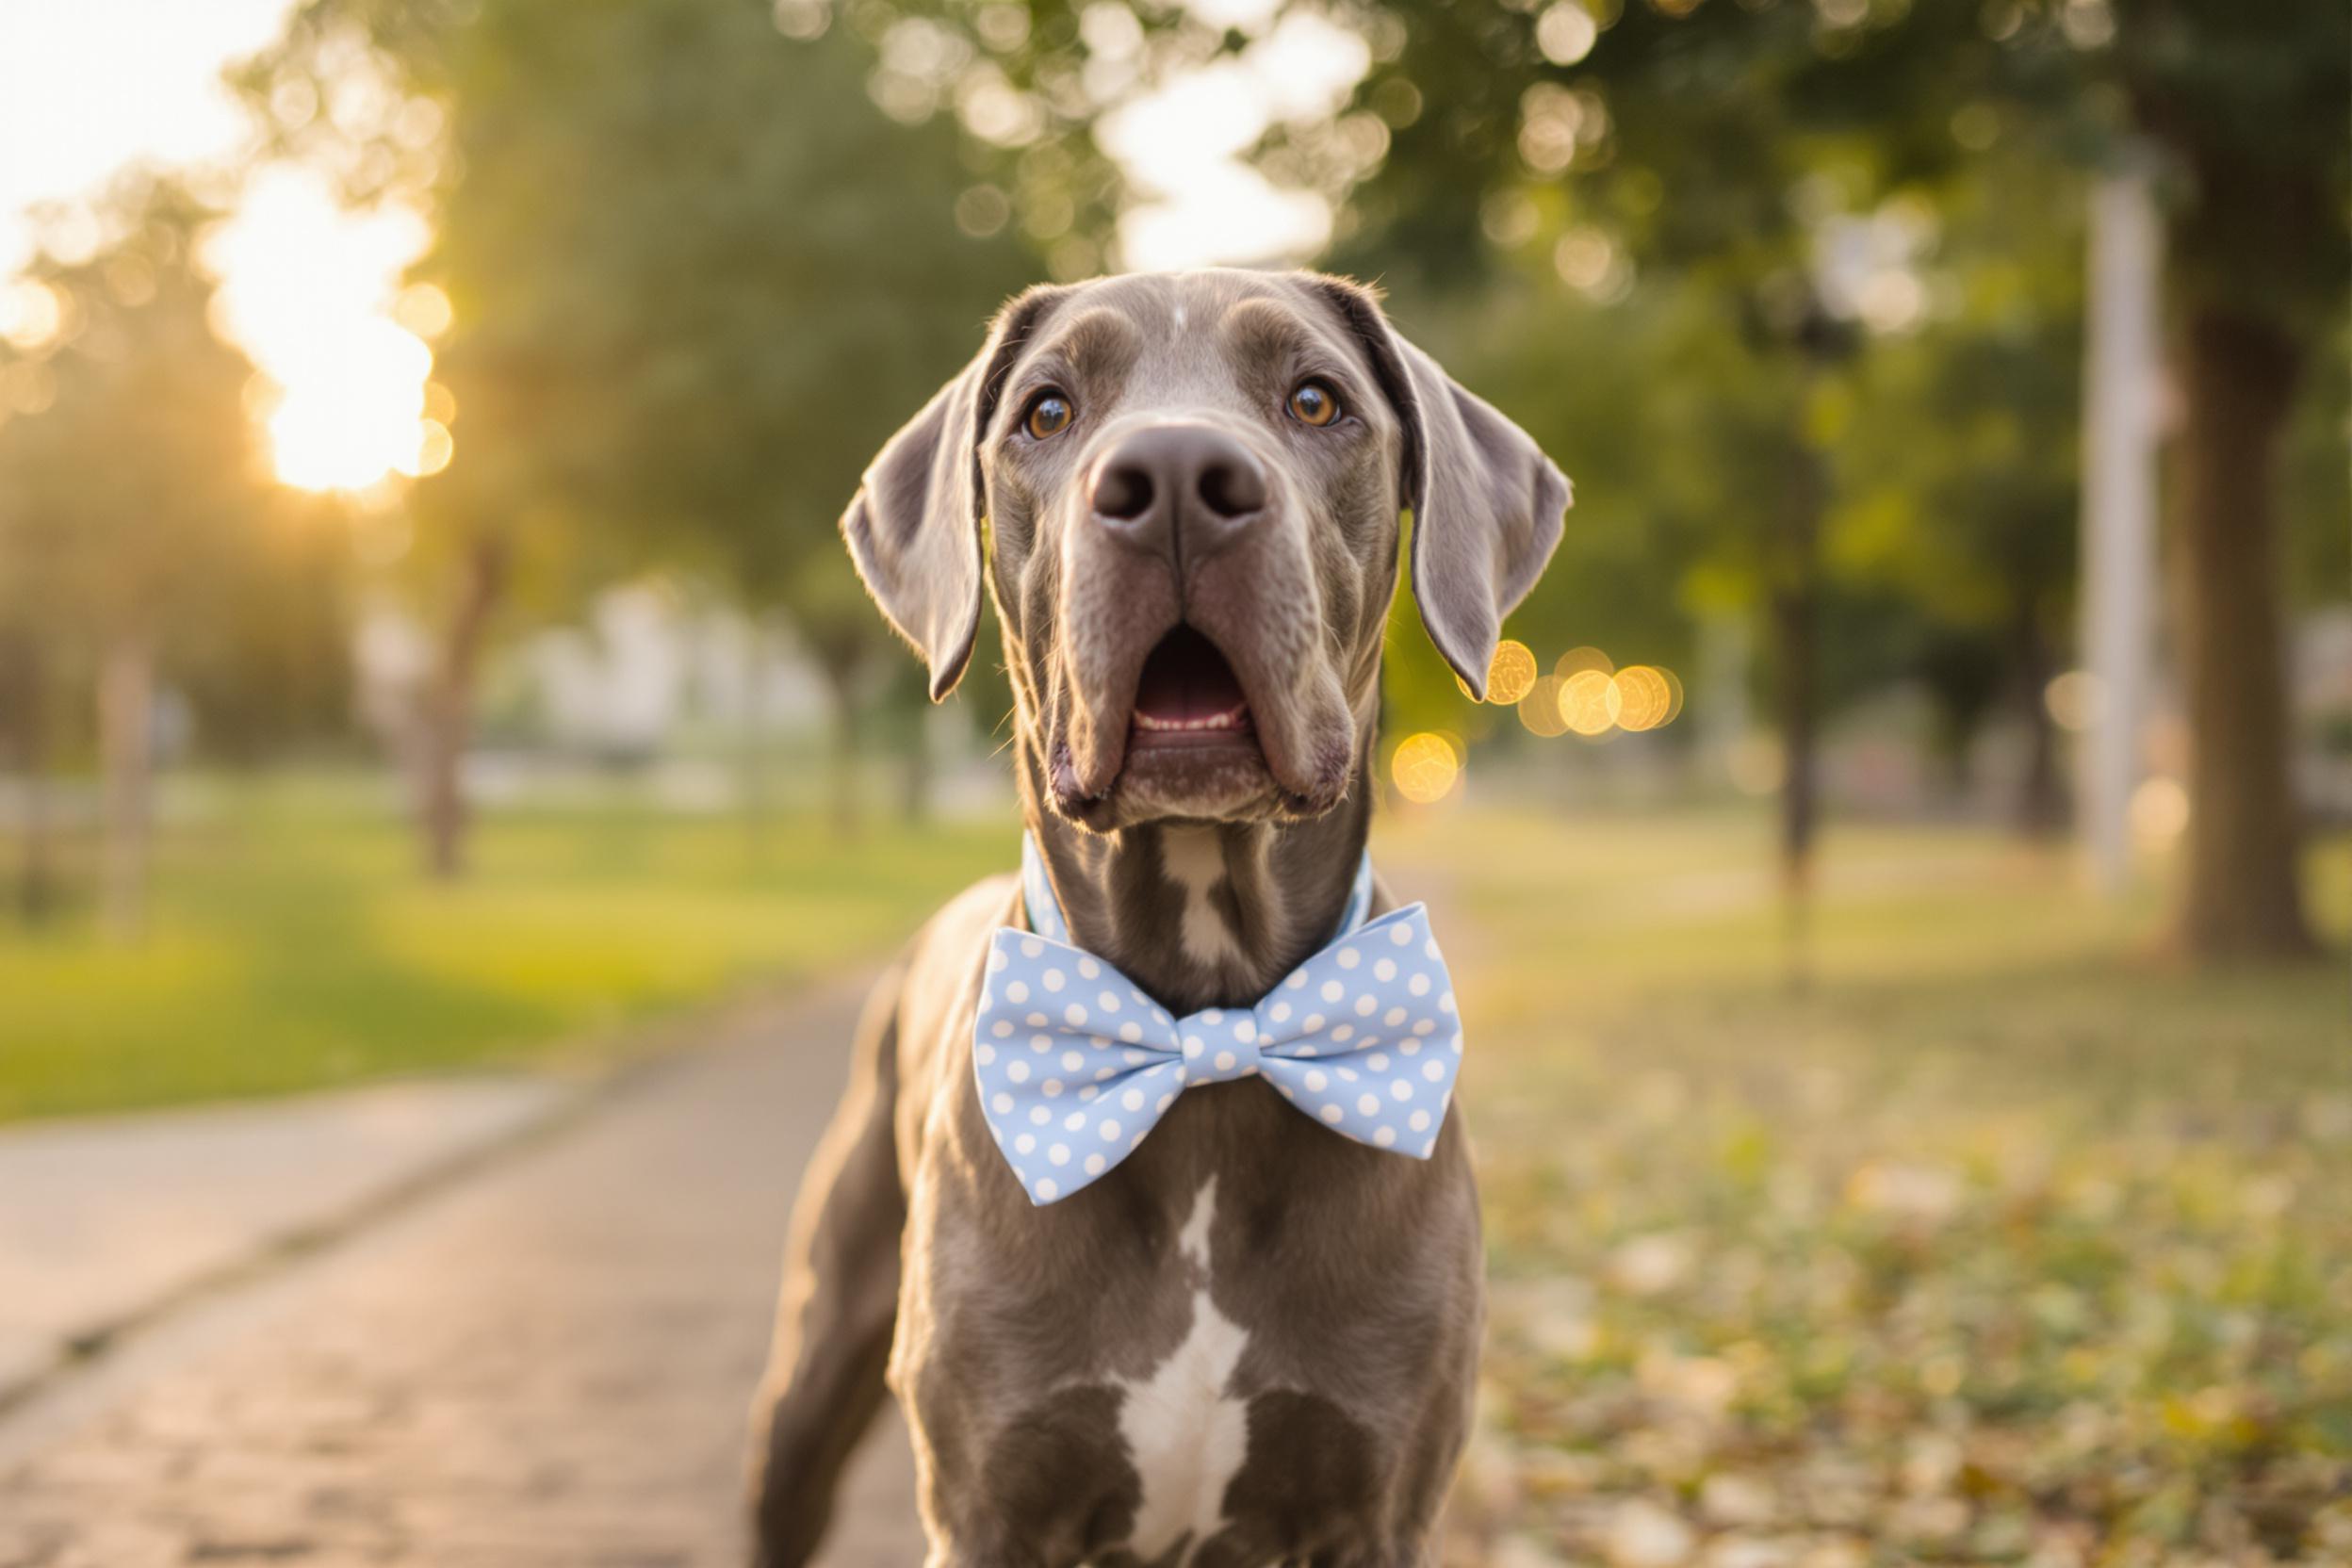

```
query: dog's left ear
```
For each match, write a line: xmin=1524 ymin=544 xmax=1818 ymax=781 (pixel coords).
xmin=1309 ymin=277 xmax=1571 ymax=699
xmin=841 ymin=285 xmax=1064 ymax=700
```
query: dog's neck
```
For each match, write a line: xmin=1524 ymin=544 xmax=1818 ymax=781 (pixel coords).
xmin=1016 ymin=748 xmax=1374 ymax=1015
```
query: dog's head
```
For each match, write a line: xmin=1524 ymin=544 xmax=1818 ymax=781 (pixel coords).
xmin=841 ymin=270 xmax=1568 ymax=831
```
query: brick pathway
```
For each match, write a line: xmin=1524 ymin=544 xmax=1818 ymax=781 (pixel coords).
xmin=0 ymin=1077 xmax=564 ymax=1401
xmin=0 ymin=985 xmax=921 ymax=1568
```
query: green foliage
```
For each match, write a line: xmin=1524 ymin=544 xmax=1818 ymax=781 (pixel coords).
xmin=0 ymin=179 xmax=342 ymax=760
xmin=2102 ymin=0 xmax=2351 ymax=326
xmin=1821 ymin=146 xmax=2088 ymax=764
xmin=1310 ymin=0 xmax=2347 ymax=807
xmin=2282 ymin=324 xmax=2352 ymax=610
xmin=413 ymin=1 xmax=1034 ymax=609
xmin=830 ymin=0 xmax=1232 ymax=280
xmin=1331 ymin=0 xmax=2001 ymax=293
xmin=1319 ymin=0 xmax=2038 ymax=774
xmin=0 ymin=185 xmax=258 ymax=645
xmin=169 ymin=496 xmax=357 ymax=760
xmin=236 ymin=0 xmax=1047 ymax=817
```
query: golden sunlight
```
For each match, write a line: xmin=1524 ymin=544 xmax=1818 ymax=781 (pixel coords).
xmin=203 ymin=168 xmax=440 ymax=492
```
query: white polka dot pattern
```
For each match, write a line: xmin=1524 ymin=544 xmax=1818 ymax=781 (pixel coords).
xmin=973 ymin=854 xmax=1460 ymax=1207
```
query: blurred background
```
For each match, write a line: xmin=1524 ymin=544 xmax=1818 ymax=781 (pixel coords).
xmin=0 ymin=1 xmax=2347 ymax=1564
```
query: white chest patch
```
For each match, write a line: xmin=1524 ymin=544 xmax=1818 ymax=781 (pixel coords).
xmin=1160 ymin=826 xmax=1245 ymax=970
xmin=1116 ymin=1177 xmax=1249 ymax=1563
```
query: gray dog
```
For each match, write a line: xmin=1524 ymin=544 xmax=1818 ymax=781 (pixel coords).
xmin=749 ymin=270 xmax=1568 ymax=1568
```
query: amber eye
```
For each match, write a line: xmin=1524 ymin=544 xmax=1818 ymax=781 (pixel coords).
xmin=1287 ymin=379 xmax=1341 ymax=427
xmin=1024 ymin=391 xmax=1074 ymax=440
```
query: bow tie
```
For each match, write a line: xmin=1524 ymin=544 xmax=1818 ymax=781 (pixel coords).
xmin=972 ymin=835 xmax=1462 ymax=1205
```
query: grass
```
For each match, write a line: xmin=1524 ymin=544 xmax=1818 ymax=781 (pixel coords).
xmin=1373 ymin=808 xmax=2352 ymax=1567
xmin=0 ymin=775 xmax=1010 ymax=1120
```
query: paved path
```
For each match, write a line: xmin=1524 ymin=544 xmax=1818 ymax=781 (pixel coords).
xmin=0 ymin=1078 xmax=566 ymax=1401
xmin=0 ymin=982 xmax=922 ymax=1568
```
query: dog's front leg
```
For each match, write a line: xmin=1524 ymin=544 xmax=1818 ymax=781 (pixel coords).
xmin=746 ymin=972 xmax=909 ymax=1568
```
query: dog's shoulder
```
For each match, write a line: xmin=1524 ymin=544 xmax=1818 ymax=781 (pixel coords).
xmin=876 ymin=871 xmax=1020 ymax=1100
xmin=902 ymin=871 xmax=1021 ymax=998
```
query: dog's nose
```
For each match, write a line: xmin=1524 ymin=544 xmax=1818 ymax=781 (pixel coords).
xmin=1088 ymin=423 xmax=1267 ymax=563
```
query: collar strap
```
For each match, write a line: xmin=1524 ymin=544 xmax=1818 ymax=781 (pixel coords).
xmin=1020 ymin=831 xmax=1376 ymax=952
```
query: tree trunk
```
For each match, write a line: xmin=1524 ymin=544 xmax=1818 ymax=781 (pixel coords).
xmin=1770 ymin=421 xmax=1828 ymax=989
xmin=818 ymin=660 xmax=862 ymax=839
xmin=7 ymin=645 xmax=57 ymax=925
xmin=1771 ymin=580 xmax=1818 ymax=981
xmin=18 ymin=759 xmax=54 ymax=926
xmin=97 ymin=634 xmax=155 ymax=941
xmin=739 ymin=612 xmax=773 ymax=859
xmin=2167 ymin=307 xmax=2316 ymax=958
xmin=899 ymin=696 xmax=932 ymax=824
xmin=418 ymin=537 xmax=508 ymax=881
xmin=2011 ymin=599 xmax=2067 ymax=839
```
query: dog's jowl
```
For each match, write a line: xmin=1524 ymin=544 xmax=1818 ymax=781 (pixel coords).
xmin=749 ymin=270 xmax=1568 ymax=1568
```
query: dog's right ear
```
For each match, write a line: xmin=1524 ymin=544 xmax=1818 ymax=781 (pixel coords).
xmin=841 ymin=286 xmax=1063 ymax=701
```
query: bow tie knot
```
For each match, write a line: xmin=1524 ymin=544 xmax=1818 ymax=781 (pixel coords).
xmin=1179 ymin=1010 xmax=1264 ymax=1085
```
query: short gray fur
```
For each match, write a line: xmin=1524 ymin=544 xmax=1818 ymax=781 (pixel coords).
xmin=751 ymin=270 xmax=1567 ymax=1568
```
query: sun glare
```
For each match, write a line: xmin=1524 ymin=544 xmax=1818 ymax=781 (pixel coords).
xmin=1097 ymin=9 xmax=1367 ymax=270
xmin=203 ymin=168 xmax=440 ymax=492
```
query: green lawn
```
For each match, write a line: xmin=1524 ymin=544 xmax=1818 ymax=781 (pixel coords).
xmin=1374 ymin=809 xmax=2352 ymax=1566
xmin=0 ymin=776 xmax=1010 ymax=1120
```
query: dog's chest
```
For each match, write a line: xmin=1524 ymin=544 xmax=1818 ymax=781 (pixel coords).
xmin=1113 ymin=1176 xmax=1250 ymax=1562
xmin=906 ymin=1080 xmax=1471 ymax=1568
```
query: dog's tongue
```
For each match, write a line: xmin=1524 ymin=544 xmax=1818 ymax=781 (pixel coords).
xmin=1132 ymin=625 xmax=1250 ymax=731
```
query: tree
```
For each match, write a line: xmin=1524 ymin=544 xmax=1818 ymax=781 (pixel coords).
xmin=2099 ymin=0 xmax=2345 ymax=957
xmin=1829 ymin=150 xmax=2087 ymax=832
xmin=241 ymin=0 xmax=1034 ymax=866
xmin=0 ymin=179 xmax=296 ymax=934
xmin=1300 ymin=0 xmax=2343 ymax=958
xmin=1305 ymin=0 xmax=2029 ymax=920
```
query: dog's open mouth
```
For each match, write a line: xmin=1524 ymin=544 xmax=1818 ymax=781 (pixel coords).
xmin=1053 ymin=616 xmax=1337 ymax=826
xmin=1127 ymin=625 xmax=1255 ymax=749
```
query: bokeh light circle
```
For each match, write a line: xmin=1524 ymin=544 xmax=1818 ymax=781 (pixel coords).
xmin=1559 ymin=669 xmax=1617 ymax=736
xmin=1611 ymin=665 xmax=1672 ymax=731
xmin=1391 ymin=732 xmax=1462 ymax=804
xmin=1518 ymin=674 xmax=1571 ymax=738
xmin=1484 ymin=640 xmax=1539 ymax=705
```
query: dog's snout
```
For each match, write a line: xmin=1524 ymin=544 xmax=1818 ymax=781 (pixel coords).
xmin=1088 ymin=424 xmax=1267 ymax=562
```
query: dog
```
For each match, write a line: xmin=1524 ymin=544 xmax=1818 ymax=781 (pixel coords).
xmin=748 ymin=270 xmax=1567 ymax=1568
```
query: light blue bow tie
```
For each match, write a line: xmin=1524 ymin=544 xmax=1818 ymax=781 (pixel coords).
xmin=972 ymin=835 xmax=1462 ymax=1205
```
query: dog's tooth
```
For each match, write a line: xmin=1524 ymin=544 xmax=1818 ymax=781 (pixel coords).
xmin=1130 ymin=701 xmax=1250 ymax=736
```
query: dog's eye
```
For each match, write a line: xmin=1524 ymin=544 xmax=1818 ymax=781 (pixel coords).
xmin=1023 ymin=391 xmax=1074 ymax=440
xmin=1286 ymin=379 xmax=1341 ymax=427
